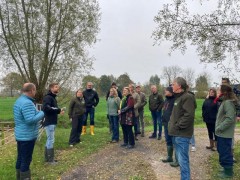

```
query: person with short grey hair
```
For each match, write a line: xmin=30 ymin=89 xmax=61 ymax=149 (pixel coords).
xmin=14 ymin=83 xmax=45 ymax=179
xmin=82 ymin=82 xmax=99 ymax=135
xmin=168 ymin=77 xmax=195 ymax=180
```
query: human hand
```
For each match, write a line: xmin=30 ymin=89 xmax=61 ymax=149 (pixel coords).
xmin=60 ymin=107 xmax=66 ymax=115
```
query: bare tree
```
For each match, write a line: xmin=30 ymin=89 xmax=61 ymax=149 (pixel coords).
xmin=162 ymin=65 xmax=182 ymax=85
xmin=182 ymin=68 xmax=195 ymax=88
xmin=0 ymin=0 xmax=100 ymax=102
xmin=153 ymin=0 xmax=240 ymax=82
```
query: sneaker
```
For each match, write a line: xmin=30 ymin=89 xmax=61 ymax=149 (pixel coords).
xmin=111 ymin=140 xmax=118 ymax=143
xmin=69 ymin=144 xmax=74 ymax=147
xmin=191 ymin=146 xmax=196 ymax=152
xmin=157 ymin=136 xmax=162 ymax=140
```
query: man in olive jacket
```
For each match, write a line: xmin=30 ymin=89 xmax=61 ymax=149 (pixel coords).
xmin=168 ymin=77 xmax=195 ymax=180
xmin=149 ymin=85 xmax=164 ymax=139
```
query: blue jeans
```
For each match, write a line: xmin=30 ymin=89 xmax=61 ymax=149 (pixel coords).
xmin=83 ymin=107 xmax=95 ymax=126
xmin=150 ymin=110 xmax=162 ymax=136
xmin=217 ymin=137 xmax=233 ymax=168
xmin=172 ymin=136 xmax=191 ymax=180
xmin=109 ymin=115 xmax=119 ymax=141
xmin=163 ymin=122 xmax=172 ymax=146
xmin=16 ymin=139 xmax=36 ymax=172
xmin=45 ymin=125 xmax=56 ymax=149
xmin=190 ymin=135 xmax=195 ymax=147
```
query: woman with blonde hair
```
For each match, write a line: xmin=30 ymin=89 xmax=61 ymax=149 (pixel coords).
xmin=107 ymin=88 xmax=121 ymax=142
xmin=118 ymin=87 xmax=135 ymax=149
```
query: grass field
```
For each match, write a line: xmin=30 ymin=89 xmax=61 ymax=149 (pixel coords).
xmin=0 ymin=96 xmax=205 ymax=125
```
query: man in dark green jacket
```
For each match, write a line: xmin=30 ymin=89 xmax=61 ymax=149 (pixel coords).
xmin=168 ymin=77 xmax=195 ymax=180
xmin=149 ymin=85 xmax=164 ymax=139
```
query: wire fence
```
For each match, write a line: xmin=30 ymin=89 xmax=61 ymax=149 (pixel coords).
xmin=0 ymin=96 xmax=44 ymax=147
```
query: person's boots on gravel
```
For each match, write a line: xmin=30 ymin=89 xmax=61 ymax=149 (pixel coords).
xmin=162 ymin=146 xmax=173 ymax=163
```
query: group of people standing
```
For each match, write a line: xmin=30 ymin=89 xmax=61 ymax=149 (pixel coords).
xmin=13 ymin=81 xmax=99 ymax=179
xmin=13 ymin=76 xmax=238 ymax=180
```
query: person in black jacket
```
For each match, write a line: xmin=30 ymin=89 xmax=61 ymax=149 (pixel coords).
xmin=82 ymin=82 xmax=99 ymax=135
xmin=202 ymin=88 xmax=218 ymax=151
xmin=68 ymin=89 xmax=86 ymax=146
xmin=106 ymin=82 xmax=122 ymax=100
xmin=162 ymin=86 xmax=175 ymax=163
xmin=42 ymin=83 xmax=65 ymax=163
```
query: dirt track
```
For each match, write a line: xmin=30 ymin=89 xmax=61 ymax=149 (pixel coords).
xmin=61 ymin=128 xmax=240 ymax=180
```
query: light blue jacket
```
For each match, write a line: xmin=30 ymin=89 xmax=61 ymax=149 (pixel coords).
xmin=13 ymin=94 xmax=44 ymax=141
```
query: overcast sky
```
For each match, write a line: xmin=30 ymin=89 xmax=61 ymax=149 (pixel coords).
xmin=89 ymin=0 xmax=222 ymax=86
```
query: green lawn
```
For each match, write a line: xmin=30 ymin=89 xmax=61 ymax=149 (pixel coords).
xmin=0 ymin=97 xmax=205 ymax=125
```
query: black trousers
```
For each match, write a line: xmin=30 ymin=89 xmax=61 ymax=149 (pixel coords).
xmin=69 ymin=115 xmax=84 ymax=144
xmin=16 ymin=139 xmax=36 ymax=172
xmin=121 ymin=124 xmax=135 ymax=145
xmin=206 ymin=123 xmax=217 ymax=141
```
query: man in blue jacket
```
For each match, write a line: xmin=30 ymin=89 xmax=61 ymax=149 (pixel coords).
xmin=14 ymin=83 xmax=44 ymax=180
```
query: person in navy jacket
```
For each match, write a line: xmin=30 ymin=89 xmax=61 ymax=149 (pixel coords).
xmin=14 ymin=83 xmax=44 ymax=179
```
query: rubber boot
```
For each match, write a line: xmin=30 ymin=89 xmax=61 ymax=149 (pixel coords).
xmin=206 ymin=139 xmax=214 ymax=149
xmin=16 ymin=169 xmax=20 ymax=180
xmin=170 ymin=151 xmax=179 ymax=167
xmin=162 ymin=146 xmax=173 ymax=163
xmin=90 ymin=125 xmax=95 ymax=135
xmin=47 ymin=148 xmax=58 ymax=164
xmin=20 ymin=170 xmax=31 ymax=180
xmin=218 ymin=167 xmax=233 ymax=178
xmin=81 ymin=126 xmax=86 ymax=135
xmin=44 ymin=146 xmax=48 ymax=162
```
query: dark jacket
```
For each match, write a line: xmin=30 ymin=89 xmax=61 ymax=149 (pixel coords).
xmin=149 ymin=92 xmax=164 ymax=112
xmin=68 ymin=97 xmax=86 ymax=118
xmin=106 ymin=89 xmax=122 ymax=100
xmin=83 ymin=89 xmax=99 ymax=108
xmin=119 ymin=94 xmax=135 ymax=125
xmin=162 ymin=95 xmax=175 ymax=124
xmin=202 ymin=96 xmax=218 ymax=124
xmin=168 ymin=91 xmax=195 ymax=138
xmin=42 ymin=91 xmax=61 ymax=126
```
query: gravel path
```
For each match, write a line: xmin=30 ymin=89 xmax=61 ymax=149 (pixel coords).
xmin=61 ymin=128 xmax=240 ymax=180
